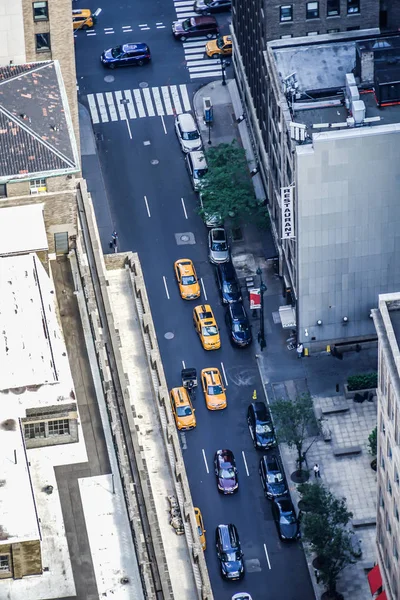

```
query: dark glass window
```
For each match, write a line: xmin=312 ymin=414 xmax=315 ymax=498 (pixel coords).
xmin=0 ymin=184 xmax=6 ymax=198
xmin=280 ymin=5 xmax=293 ymax=22
xmin=327 ymin=28 xmax=340 ymax=33
xmin=33 ymin=1 xmax=48 ymax=21
xmin=36 ymin=32 xmax=50 ymax=51
xmin=327 ymin=0 xmax=340 ymax=16
xmin=347 ymin=25 xmax=360 ymax=30
xmin=306 ymin=2 xmax=319 ymax=19
xmin=347 ymin=0 xmax=360 ymax=14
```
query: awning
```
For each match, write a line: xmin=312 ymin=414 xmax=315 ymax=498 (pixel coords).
xmin=376 ymin=591 xmax=387 ymax=600
xmin=367 ymin=564 xmax=382 ymax=595
xmin=279 ymin=305 xmax=296 ymax=329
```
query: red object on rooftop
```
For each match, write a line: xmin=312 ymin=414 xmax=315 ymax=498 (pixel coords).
xmin=375 ymin=591 xmax=387 ymax=600
xmin=367 ymin=564 xmax=382 ymax=595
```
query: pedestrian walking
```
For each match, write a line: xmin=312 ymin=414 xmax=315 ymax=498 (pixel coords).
xmin=296 ymin=343 xmax=304 ymax=359
xmin=313 ymin=463 xmax=321 ymax=478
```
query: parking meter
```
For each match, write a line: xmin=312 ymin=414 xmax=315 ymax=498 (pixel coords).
xmin=203 ymin=97 xmax=213 ymax=124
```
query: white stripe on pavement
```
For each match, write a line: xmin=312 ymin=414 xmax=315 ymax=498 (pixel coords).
xmin=105 ymin=92 xmax=118 ymax=121
xmin=190 ymin=71 xmax=222 ymax=79
xmin=87 ymin=95 xmax=99 ymax=124
xmin=161 ymin=86 xmax=173 ymax=115
xmin=170 ymin=85 xmax=183 ymax=114
xmin=185 ymin=53 xmax=204 ymax=60
xmin=184 ymin=47 xmax=206 ymax=54
xmin=179 ymin=84 xmax=191 ymax=111
xmin=123 ymin=90 xmax=137 ymax=119
xmin=189 ymin=65 xmax=223 ymax=72
xmin=133 ymin=89 xmax=146 ymax=117
xmin=182 ymin=39 xmax=208 ymax=47
xmin=187 ymin=59 xmax=221 ymax=67
xmin=176 ymin=10 xmax=197 ymax=16
xmin=152 ymin=87 xmax=164 ymax=116
xmin=174 ymin=0 xmax=194 ymax=5
xmin=96 ymin=93 xmax=109 ymax=122
xmin=142 ymin=88 xmax=155 ymax=117
xmin=114 ymin=91 xmax=127 ymax=120
xmin=202 ymin=449 xmax=209 ymax=474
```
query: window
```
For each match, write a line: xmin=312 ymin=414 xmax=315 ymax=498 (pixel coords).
xmin=0 ymin=183 xmax=6 ymax=198
xmin=280 ymin=5 xmax=293 ymax=22
xmin=36 ymin=32 xmax=50 ymax=51
xmin=395 ymin=504 xmax=399 ymax=522
xmin=395 ymin=469 xmax=399 ymax=485
xmin=388 ymin=477 xmax=392 ymax=496
xmin=388 ymin=441 xmax=392 ymax=460
xmin=0 ymin=555 xmax=10 ymax=572
xmin=48 ymin=419 xmax=70 ymax=436
xmin=281 ymin=34 xmax=293 ymax=38
xmin=30 ymin=178 xmax=47 ymax=193
xmin=347 ymin=0 xmax=360 ymax=14
xmin=327 ymin=28 xmax=340 ymax=33
xmin=327 ymin=0 xmax=340 ymax=16
xmin=306 ymin=2 xmax=319 ymax=19
xmin=24 ymin=422 xmax=45 ymax=439
xmin=33 ymin=1 xmax=48 ymax=21
xmin=307 ymin=31 xmax=319 ymax=35
xmin=394 ymin=541 xmax=399 ymax=560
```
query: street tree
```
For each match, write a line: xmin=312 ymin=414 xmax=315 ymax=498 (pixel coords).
xmin=314 ymin=527 xmax=356 ymax=598
xmin=199 ymin=142 xmax=260 ymax=223
xmin=271 ymin=393 xmax=315 ymax=472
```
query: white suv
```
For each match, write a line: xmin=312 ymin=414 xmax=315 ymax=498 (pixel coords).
xmin=174 ymin=113 xmax=202 ymax=153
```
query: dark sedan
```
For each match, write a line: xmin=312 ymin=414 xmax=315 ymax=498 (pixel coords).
xmin=100 ymin=43 xmax=151 ymax=68
xmin=247 ymin=401 xmax=276 ymax=449
xmin=214 ymin=449 xmax=238 ymax=494
xmin=214 ymin=261 xmax=241 ymax=304
xmin=271 ymin=497 xmax=300 ymax=541
xmin=225 ymin=302 xmax=252 ymax=347
xmin=194 ymin=0 xmax=232 ymax=13
xmin=259 ymin=455 xmax=288 ymax=499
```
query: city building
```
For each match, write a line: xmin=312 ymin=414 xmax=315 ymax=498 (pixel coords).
xmin=372 ymin=292 xmax=400 ymax=600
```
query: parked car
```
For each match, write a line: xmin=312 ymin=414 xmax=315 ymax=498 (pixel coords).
xmin=208 ymin=227 xmax=229 ymax=264
xmin=271 ymin=497 xmax=300 ymax=541
xmin=247 ymin=401 xmax=276 ymax=449
xmin=206 ymin=35 xmax=233 ymax=58
xmin=215 ymin=524 xmax=244 ymax=580
xmin=225 ymin=302 xmax=252 ymax=347
xmin=215 ymin=261 xmax=241 ymax=304
xmin=186 ymin=150 xmax=208 ymax=190
xmin=172 ymin=16 xmax=219 ymax=41
xmin=175 ymin=113 xmax=202 ymax=153
xmin=199 ymin=192 xmax=223 ymax=227
xmin=100 ymin=43 xmax=151 ymax=68
xmin=194 ymin=507 xmax=206 ymax=550
xmin=194 ymin=0 xmax=232 ymax=13
xmin=259 ymin=455 xmax=288 ymax=499
xmin=193 ymin=304 xmax=221 ymax=350
xmin=214 ymin=449 xmax=238 ymax=494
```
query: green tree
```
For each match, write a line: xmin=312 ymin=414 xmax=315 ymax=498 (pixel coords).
xmin=271 ymin=393 xmax=315 ymax=472
xmin=368 ymin=426 xmax=377 ymax=457
xmin=318 ymin=528 xmax=356 ymax=597
xmin=199 ymin=142 xmax=258 ymax=223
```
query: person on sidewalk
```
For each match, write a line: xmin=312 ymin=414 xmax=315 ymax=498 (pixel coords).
xmin=297 ymin=343 xmax=304 ymax=359
xmin=313 ymin=463 xmax=321 ymax=478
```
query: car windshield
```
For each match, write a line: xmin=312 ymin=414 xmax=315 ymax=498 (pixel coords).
xmin=223 ymin=281 xmax=239 ymax=294
xmin=207 ymin=384 xmax=223 ymax=395
xmin=233 ymin=322 xmax=249 ymax=333
xmin=203 ymin=325 xmax=218 ymax=336
xmin=256 ymin=422 xmax=272 ymax=434
xmin=281 ymin=511 xmax=296 ymax=524
xmin=194 ymin=168 xmax=208 ymax=178
xmin=217 ymin=37 xmax=225 ymax=48
xmin=182 ymin=275 xmax=196 ymax=285
xmin=111 ymin=45 xmax=123 ymax=58
xmin=176 ymin=405 xmax=193 ymax=417
xmin=211 ymin=241 xmax=227 ymax=252
xmin=182 ymin=129 xmax=199 ymax=141
xmin=267 ymin=472 xmax=283 ymax=484
xmin=222 ymin=551 xmax=240 ymax=562
xmin=182 ymin=18 xmax=191 ymax=30
xmin=219 ymin=467 xmax=235 ymax=478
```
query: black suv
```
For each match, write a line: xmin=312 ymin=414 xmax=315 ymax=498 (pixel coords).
xmin=259 ymin=455 xmax=288 ymax=499
xmin=194 ymin=0 xmax=232 ymax=14
xmin=172 ymin=16 xmax=219 ymax=41
xmin=247 ymin=401 xmax=276 ymax=449
xmin=215 ymin=524 xmax=245 ymax=580
xmin=225 ymin=302 xmax=252 ymax=347
xmin=215 ymin=262 xmax=241 ymax=304
xmin=272 ymin=497 xmax=300 ymax=541
xmin=101 ymin=43 xmax=151 ymax=68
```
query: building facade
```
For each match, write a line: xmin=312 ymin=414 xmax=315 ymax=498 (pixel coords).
xmin=372 ymin=293 xmax=400 ymax=600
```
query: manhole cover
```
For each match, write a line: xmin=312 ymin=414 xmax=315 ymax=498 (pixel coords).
xmin=151 ymin=159 xmax=159 ymax=165
xmin=139 ymin=81 xmax=149 ymax=88
xmin=245 ymin=558 xmax=262 ymax=573
xmin=164 ymin=332 xmax=174 ymax=340
xmin=104 ymin=75 xmax=114 ymax=83
xmin=175 ymin=232 xmax=195 ymax=245
xmin=181 ymin=234 xmax=190 ymax=242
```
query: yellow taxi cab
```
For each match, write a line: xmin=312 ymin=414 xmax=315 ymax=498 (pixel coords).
xmin=206 ymin=35 xmax=232 ymax=58
xmin=201 ymin=368 xmax=227 ymax=410
xmin=194 ymin=507 xmax=206 ymax=550
xmin=72 ymin=9 xmax=96 ymax=30
xmin=174 ymin=259 xmax=201 ymax=300
xmin=193 ymin=304 xmax=221 ymax=350
xmin=170 ymin=387 xmax=196 ymax=430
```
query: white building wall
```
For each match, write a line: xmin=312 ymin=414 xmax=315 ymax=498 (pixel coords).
xmin=0 ymin=0 xmax=26 ymax=65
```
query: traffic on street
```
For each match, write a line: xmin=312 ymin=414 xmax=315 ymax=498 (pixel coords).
xmin=75 ymin=0 xmax=315 ymax=598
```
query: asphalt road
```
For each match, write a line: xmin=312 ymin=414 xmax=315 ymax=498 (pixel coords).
xmin=75 ymin=2 xmax=315 ymax=598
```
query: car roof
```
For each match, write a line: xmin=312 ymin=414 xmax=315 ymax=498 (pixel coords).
xmin=196 ymin=304 xmax=213 ymax=319
xmin=230 ymin=302 xmax=246 ymax=319
xmin=188 ymin=150 xmax=207 ymax=169
xmin=178 ymin=112 xmax=197 ymax=130
xmin=192 ymin=15 xmax=218 ymax=24
xmin=176 ymin=259 xmax=194 ymax=275
xmin=266 ymin=456 xmax=280 ymax=470
xmin=72 ymin=9 xmax=91 ymax=16
xmin=252 ymin=401 xmax=268 ymax=419
xmin=217 ymin=523 xmax=239 ymax=549
xmin=172 ymin=387 xmax=189 ymax=405
xmin=211 ymin=227 xmax=226 ymax=238
xmin=217 ymin=261 xmax=236 ymax=280
xmin=276 ymin=497 xmax=293 ymax=512
xmin=122 ymin=43 xmax=148 ymax=52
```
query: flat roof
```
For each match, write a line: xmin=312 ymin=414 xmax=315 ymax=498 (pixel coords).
xmin=0 ymin=204 xmax=48 ymax=256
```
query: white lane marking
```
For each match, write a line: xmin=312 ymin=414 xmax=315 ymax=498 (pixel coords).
xmin=123 ymin=28 xmax=132 ymax=32
xmin=140 ymin=26 xmax=150 ymax=30
xmin=161 ymin=86 xmax=173 ymax=115
xmin=125 ymin=119 xmax=132 ymax=140
xmin=184 ymin=47 xmax=206 ymax=54
xmin=104 ymin=27 xmax=114 ymax=30
xmin=176 ymin=10 xmax=197 ymax=16
xmin=182 ymin=39 xmax=208 ymax=47
xmin=200 ymin=278 xmax=207 ymax=301
xmin=122 ymin=25 xmax=131 ymax=29
xmin=152 ymin=87 xmax=164 ymax=116
xmin=220 ymin=362 xmax=228 ymax=387
xmin=138 ymin=23 xmax=148 ymax=26
xmin=87 ymin=94 xmax=99 ymax=124
xmin=96 ymin=93 xmax=109 ymax=122
xmin=264 ymin=543 xmax=272 ymax=570
xmin=114 ymin=91 xmax=127 ymax=120
xmin=189 ymin=65 xmax=223 ymax=73
xmin=242 ymin=451 xmax=249 ymax=476
xmin=190 ymin=71 xmax=222 ymax=79
xmin=187 ymin=59 xmax=221 ymax=67
xmin=174 ymin=0 xmax=194 ymax=6
xmin=156 ymin=25 xmax=166 ymax=28
xmin=144 ymin=195 xmax=151 ymax=217
xmin=202 ymin=449 xmax=209 ymax=474
xmin=179 ymin=84 xmax=191 ymax=111
xmin=181 ymin=197 xmax=188 ymax=219
xmin=170 ymin=85 xmax=182 ymax=114
xmin=156 ymin=22 xmax=164 ymax=25
xmin=123 ymin=89 xmax=137 ymax=119
xmin=142 ymin=88 xmax=155 ymax=117
xmin=185 ymin=54 xmax=204 ymax=61
xmin=133 ymin=89 xmax=146 ymax=118
xmin=182 ymin=360 xmax=186 ymax=368
xmin=87 ymin=32 xmax=96 ymax=36
xmin=163 ymin=276 xmax=170 ymax=299
xmin=105 ymin=30 xmax=114 ymax=34
xmin=105 ymin=92 xmax=118 ymax=121
xmin=160 ymin=115 xmax=167 ymax=134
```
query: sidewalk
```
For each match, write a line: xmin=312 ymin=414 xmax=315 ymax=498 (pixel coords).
xmin=193 ymin=80 xmax=379 ymax=600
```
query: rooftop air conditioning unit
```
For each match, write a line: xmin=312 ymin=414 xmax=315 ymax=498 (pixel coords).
xmin=345 ymin=73 xmax=356 ymax=98
xmin=351 ymin=99 xmax=366 ymax=124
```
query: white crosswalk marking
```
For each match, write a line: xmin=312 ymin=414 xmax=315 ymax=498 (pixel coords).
xmin=87 ymin=94 xmax=99 ymax=124
xmin=142 ymin=88 xmax=155 ymax=117
xmin=161 ymin=86 xmax=173 ymax=115
xmin=114 ymin=91 xmax=127 ymax=120
xmin=179 ymin=84 xmax=191 ymax=111
xmin=152 ymin=87 xmax=164 ymax=116
xmin=133 ymin=89 xmax=146 ymax=118
xmin=105 ymin=92 xmax=118 ymax=121
xmin=182 ymin=39 xmax=208 ymax=47
xmin=170 ymin=85 xmax=183 ymax=114
xmin=185 ymin=47 xmax=206 ymax=54
xmin=96 ymin=93 xmax=109 ymax=122
xmin=187 ymin=59 xmax=220 ymax=67
xmin=123 ymin=90 xmax=137 ymax=119
xmin=176 ymin=10 xmax=197 ymax=17
xmin=190 ymin=71 xmax=222 ymax=79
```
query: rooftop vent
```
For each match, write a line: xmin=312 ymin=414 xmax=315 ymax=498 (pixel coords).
xmin=289 ymin=121 xmax=307 ymax=142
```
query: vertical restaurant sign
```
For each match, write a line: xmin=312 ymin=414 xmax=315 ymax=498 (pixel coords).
xmin=281 ymin=186 xmax=295 ymax=239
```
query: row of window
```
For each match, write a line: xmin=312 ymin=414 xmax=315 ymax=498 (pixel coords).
xmin=32 ymin=1 xmax=51 ymax=51
xmin=0 ymin=179 xmax=47 ymax=198
xmin=24 ymin=419 xmax=70 ymax=439
xmin=280 ymin=25 xmax=359 ymax=37
xmin=280 ymin=0 xmax=360 ymax=22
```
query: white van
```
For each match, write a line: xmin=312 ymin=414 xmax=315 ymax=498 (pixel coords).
xmin=185 ymin=150 xmax=208 ymax=191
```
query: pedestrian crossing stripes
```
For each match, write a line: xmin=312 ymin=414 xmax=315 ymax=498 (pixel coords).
xmin=87 ymin=84 xmax=192 ymax=124
xmin=182 ymin=39 xmax=222 ymax=80
xmin=173 ymin=0 xmax=197 ymax=19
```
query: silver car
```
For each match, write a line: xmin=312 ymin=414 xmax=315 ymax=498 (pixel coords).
xmin=208 ymin=227 xmax=229 ymax=264
xmin=174 ymin=113 xmax=202 ymax=153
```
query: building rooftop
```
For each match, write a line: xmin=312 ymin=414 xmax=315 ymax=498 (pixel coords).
xmin=0 ymin=204 xmax=48 ymax=256
xmin=0 ymin=61 xmax=79 ymax=182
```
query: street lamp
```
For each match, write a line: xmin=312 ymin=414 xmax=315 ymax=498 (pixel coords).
xmin=208 ymin=120 xmax=212 ymax=145
xmin=256 ymin=267 xmax=267 ymax=350
xmin=220 ymin=57 xmax=226 ymax=86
